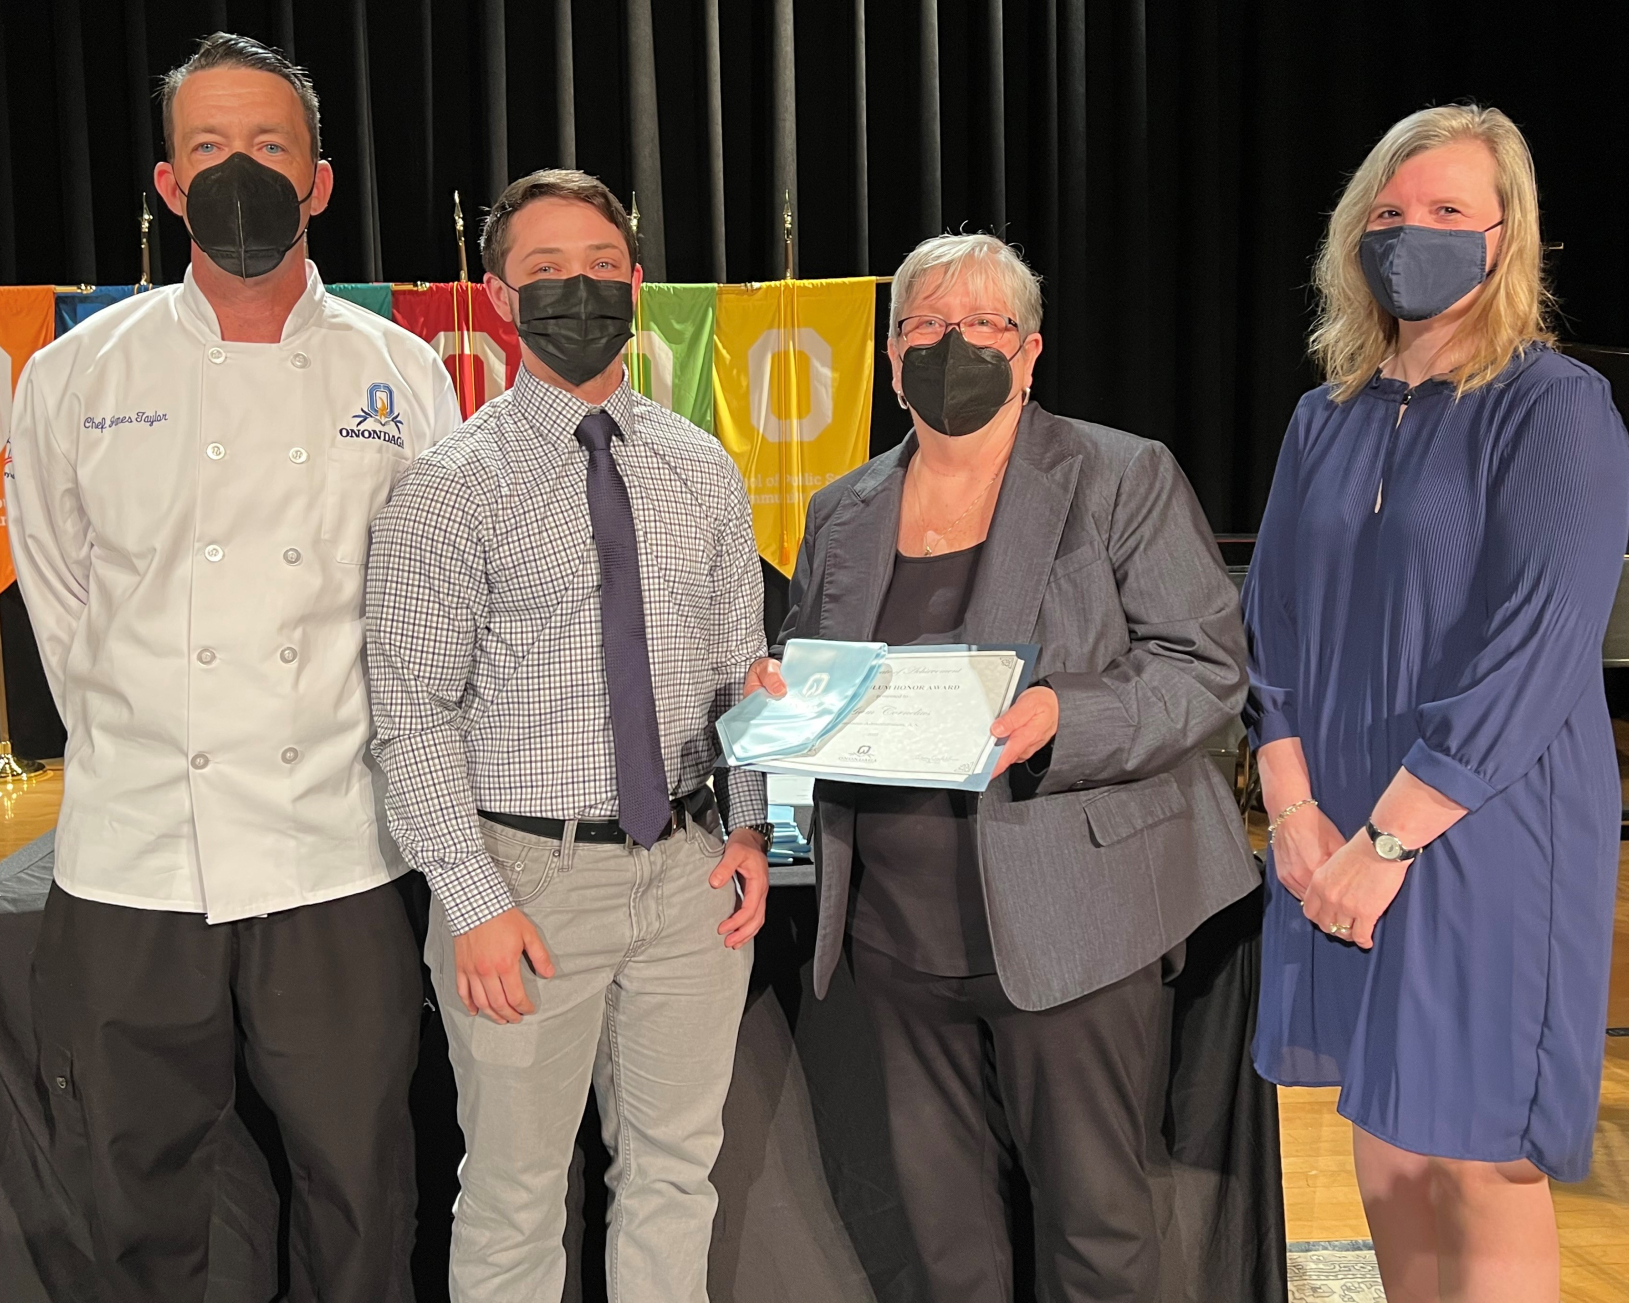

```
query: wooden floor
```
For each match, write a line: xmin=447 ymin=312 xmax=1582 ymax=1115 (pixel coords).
xmin=5 ymin=771 xmax=1628 ymax=1298
xmin=0 ymin=764 xmax=60 ymax=857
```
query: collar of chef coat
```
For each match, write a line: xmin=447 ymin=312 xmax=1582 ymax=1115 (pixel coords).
xmin=178 ymin=258 xmax=329 ymax=343
xmin=507 ymin=361 xmax=640 ymax=447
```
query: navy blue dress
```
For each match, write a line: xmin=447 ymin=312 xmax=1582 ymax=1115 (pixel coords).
xmin=1243 ymin=346 xmax=1629 ymax=1181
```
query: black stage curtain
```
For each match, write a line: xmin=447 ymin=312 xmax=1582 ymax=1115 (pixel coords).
xmin=4 ymin=1 xmax=1629 ymax=527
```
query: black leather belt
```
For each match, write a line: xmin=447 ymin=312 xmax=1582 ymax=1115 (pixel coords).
xmin=477 ymin=795 xmax=696 ymax=845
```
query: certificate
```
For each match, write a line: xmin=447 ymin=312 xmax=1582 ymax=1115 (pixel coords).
xmin=750 ymin=644 xmax=1037 ymax=791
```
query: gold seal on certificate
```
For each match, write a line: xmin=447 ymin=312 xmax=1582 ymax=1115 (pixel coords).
xmin=719 ymin=641 xmax=1038 ymax=791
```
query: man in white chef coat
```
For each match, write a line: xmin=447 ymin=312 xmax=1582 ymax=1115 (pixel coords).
xmin=5 ymin=33 xmax=457 ymax=1302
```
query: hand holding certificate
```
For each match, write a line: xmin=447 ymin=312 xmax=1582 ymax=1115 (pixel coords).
xmin=718 ymin=639 xmax=1038 ymax=791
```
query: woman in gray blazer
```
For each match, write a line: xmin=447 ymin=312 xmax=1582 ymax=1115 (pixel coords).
xmin=743 ymin=234 xmax=1259 ymax=1302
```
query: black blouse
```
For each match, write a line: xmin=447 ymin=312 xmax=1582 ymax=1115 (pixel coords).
xmin=849 ymin=543 xmax=996 ymax=976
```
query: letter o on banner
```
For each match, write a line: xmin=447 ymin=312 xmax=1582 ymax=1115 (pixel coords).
xmin=427 ymin=330 xmax=511 ymax=406
xmin=626 ymin=330 xmax=675 ymax=410
xmin=747 ymin=327 xmax=833 ymax=443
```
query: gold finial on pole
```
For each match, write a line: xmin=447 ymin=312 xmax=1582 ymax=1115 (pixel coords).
xmin=783 ymin=190 xmax=794 ymax=280
xmin=139 ymin=195 xmax=153 ymax=288
xmin=629 ymin=191 xmax=641 ymax=244
xmin=453 ymin=190 xmax=469 ymax=283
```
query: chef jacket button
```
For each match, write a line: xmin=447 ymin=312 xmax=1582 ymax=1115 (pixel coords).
xmin=190 ymin=753 xmax=210 ymax=770
xmin=288 ymin=447 xmax=308 ymax=464
xmin=291 ymin=352 xmax=310 ymax=369
xmin=279 ymin=646 xmax=299 ymax=664
xmin=203 ymin=544 xmax=224 ymax=563
xmin=206 ymin=443 xmax=226 ymax=460
xmin=196 ymin=648 xmax=217 ymax=666
xmin=207 ymin=347 xmax=226 ymax=364
xmin=281 ymin=747 xmax=300 ymax=765
xmin=283 ymin=547 xmax=302 ymax=566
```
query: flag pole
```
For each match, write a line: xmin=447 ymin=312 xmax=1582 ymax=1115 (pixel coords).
xmin=783 ymin=190 xmax=794 ymax=280
xmin=452 ymin=191 xmax=477 ymax=416
xmin=453 ymin=189 xmax=470 ymax=284
xmin=139 ymin=195 xmax=153 ymax=288
xmin=627 ymin=192 xmax=647 ymax=394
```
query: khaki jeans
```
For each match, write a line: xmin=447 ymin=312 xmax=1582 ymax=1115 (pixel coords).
xmin=428 ymin=814 xmax=751 ymax=1302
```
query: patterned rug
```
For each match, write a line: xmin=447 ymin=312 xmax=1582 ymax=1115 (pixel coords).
xmin=1287 ymin=1239 xmax=1386 ymax=1302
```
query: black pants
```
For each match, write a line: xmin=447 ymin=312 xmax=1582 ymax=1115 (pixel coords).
xmin=30 ymin=882 xmax=422 ymax=1303
xmin=851 ymin=940 xmax=1164 ymax=1303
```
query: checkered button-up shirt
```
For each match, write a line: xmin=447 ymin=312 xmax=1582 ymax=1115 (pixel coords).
xmin=365 ymin=367 xmax=768 ymax=934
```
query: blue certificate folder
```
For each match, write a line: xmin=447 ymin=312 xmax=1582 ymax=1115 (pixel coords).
xmin=716 ymin=640 xmax=889 ymax=765
xmin=716 ymin=639 xmax=1039 ymax=791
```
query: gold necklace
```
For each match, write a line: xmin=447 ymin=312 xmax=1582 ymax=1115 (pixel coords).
xmin=912 ymin=461 xmax=1004 ymax=556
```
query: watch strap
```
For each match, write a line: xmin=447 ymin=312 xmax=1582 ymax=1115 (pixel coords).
xmin=1365 ymin=820 xmax=1422 ymax=861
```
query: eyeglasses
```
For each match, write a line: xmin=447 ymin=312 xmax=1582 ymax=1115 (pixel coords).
xmin=896 ymin=312 xmax=1023 ymax=353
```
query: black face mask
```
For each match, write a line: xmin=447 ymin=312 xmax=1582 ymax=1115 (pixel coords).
xmin=899 ymin=329 xmax=1016 ymax=437
xmin=503 ymin=274 xmax=635 ymax=386
xmin=179 ymin=151 xmax=316 ymax=280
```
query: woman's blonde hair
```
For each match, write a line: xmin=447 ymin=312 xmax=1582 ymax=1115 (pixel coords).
xmin=1311 ymin=103 xmax=1555 ymax=401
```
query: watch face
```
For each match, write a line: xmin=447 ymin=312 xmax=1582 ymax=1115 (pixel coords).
xmin=1375 ymin=833 xmax=1405 ymax=860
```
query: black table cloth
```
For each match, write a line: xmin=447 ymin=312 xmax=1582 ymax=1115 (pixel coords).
xmin=1 ymin=838 xmax=1286 ymax=1303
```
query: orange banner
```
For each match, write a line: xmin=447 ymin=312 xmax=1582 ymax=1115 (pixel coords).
xmin=0 ymin=287 xmax=57 ymax=591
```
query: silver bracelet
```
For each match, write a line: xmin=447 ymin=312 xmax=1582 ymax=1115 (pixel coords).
xmin=1268 ymin=797 xmax=1318 ymax=845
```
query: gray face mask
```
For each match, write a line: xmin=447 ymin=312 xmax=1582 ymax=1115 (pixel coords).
xmin=1359 ymin=220 xmax=1503 ymax=322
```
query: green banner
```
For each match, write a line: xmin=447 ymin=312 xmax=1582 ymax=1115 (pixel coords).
xmin=329 ymin=282 xmax=394 ymax=318
xmin=626 ymin=282 xmax=717 ymax=433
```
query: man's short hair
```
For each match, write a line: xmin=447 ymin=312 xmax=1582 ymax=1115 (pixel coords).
xmin=481 ymin=170 xmax=639 ymax=281
xmin=160 ymin=32 xmax=321 ymax=162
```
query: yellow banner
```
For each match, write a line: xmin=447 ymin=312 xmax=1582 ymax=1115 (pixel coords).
xmin=712 ymin=277 xmax=875 ymax=575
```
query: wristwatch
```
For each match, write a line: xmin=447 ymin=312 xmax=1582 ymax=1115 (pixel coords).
xmin=1365 ymin=821 xmax=1423 ymax=862
xmin=739 ymin=821 xmax=776 ymax=851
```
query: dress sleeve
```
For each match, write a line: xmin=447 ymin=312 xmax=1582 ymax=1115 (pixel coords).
xmin=1240 ymin=402 xmax=1305 ymax=749
xmin=1402 ymin=373 xmax=1629 ymax=811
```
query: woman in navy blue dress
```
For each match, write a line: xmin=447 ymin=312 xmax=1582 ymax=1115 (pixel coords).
xmin=1244 ymin=104 xmax=1629 ymax=1303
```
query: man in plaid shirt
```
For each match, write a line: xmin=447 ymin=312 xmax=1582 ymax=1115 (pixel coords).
xmin=365 ymin=169 xmax=771 ymax=1302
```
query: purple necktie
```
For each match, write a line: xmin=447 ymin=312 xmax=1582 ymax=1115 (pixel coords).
xmin=575 ymin=411 xmax=671 ymax=848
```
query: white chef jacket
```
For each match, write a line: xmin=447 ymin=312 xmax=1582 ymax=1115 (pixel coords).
xmin=7 ymin=263 xmax=459 ymax=922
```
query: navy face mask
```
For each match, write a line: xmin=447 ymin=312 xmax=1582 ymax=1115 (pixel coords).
xmin=1359 ymin=220 xmax=1503 ymax=322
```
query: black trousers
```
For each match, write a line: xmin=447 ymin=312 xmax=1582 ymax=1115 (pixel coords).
xmin=30 ymin=881 xmax=422 ymax=1303
xmin=851 ymin=940 xmax=1164 ymax=1303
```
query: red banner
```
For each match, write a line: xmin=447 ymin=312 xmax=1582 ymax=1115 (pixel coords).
xmin=391 ymin=282 xmax=521 ymax=420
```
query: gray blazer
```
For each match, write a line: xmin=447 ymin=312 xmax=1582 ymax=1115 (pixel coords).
xmin=778 ymin=403 xmax=1260 ymax=1011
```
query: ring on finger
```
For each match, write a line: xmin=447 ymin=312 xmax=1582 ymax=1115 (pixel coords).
xmin=1329 ymin=921 xmax=1353 ymax=935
